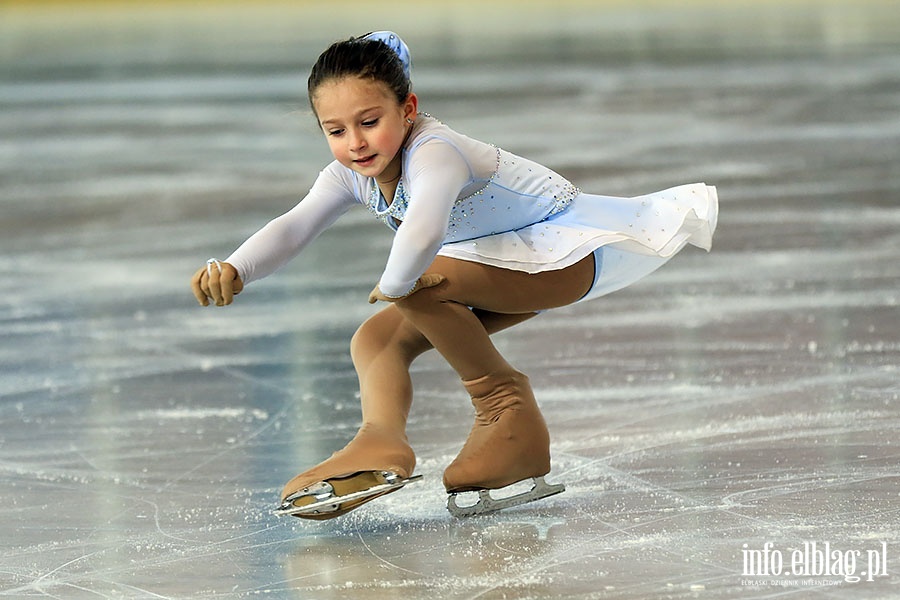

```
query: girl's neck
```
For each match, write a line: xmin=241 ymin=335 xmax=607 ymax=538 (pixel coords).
xmin=376 ymin=119 xmax=415 ymax=199
xmin=377 ymin=170 xmax=401 ymax=186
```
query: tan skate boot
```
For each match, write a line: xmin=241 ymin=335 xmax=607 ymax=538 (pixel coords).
xmin=276 ymin=423 xmax=418 ymax=520
xmin=443 ymin=371 xmax=564 ymax=516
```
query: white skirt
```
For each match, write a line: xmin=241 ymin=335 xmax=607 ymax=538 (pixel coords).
xmin=437 ymin=183 xmax=718 ymax=302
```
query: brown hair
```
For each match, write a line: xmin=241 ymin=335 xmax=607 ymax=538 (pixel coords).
xmin=308 ymin=35 xmax=411 ymax=113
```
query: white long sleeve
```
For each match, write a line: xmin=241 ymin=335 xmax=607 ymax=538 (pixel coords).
xmin=376 ymin=139 xmax=474 ymax=297
xmin=222 ymin=141 xmax=473 ymax=294
xmin=225 ymin=162 xmax=357 ymax=284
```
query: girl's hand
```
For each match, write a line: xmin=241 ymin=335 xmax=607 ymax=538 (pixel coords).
xmin=368 ymin=273 xmax=445 ymax=304
xmin=191 ymin=259 xmax=244 ymax=306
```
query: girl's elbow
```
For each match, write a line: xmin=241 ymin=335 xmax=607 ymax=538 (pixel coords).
xmin=400 ymin=225 xmax=444 ymax=255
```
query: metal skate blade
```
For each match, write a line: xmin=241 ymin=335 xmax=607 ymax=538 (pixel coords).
xmin=447 ymin=476 xmax=565 ymax=518
xmin=274 ymin=472 xmax=422 ymax=517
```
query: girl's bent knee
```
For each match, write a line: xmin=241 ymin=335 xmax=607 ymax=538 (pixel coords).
xmin=350 ymin=313 xmax=393 ymax=361
xmin=349 ymin=320 xmax=373 ymax=363
xmin=350 ymin=311 xmax=430 ymax=366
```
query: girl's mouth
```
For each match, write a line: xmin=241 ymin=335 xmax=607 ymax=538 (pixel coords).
xmin=354 ymin=155 xmax=376 ymax=167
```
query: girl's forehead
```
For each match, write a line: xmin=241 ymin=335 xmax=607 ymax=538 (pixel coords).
xmin=313 ymin=76 xmax=396 ymax=110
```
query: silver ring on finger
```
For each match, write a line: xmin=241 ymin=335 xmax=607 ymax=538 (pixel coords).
xmin=206 ymin=258 xmax=222 ymax=278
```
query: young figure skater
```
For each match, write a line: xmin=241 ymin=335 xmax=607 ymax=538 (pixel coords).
xmin=191 ymin=32 xmax=717 ymax=519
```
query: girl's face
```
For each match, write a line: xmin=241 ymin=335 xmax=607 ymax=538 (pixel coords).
xmin=312 ymin=76 xmax=417 ymax=182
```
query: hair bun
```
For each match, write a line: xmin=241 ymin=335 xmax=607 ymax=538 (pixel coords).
xmin=362 ymin=31 xmax=412 ymax=78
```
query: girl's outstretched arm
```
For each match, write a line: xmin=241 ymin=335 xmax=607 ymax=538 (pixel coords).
xmin=225 ymin=163 xmax=357 ymax=285
xmin=190 ymin=161 xmax=358 ymax=307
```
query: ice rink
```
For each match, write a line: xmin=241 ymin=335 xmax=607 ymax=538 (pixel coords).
xmin=2 ymin=1 xmax=899 ymax=598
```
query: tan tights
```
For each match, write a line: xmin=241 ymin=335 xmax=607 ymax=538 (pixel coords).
xmin=281 ymin=253 xmax=595 ymax=500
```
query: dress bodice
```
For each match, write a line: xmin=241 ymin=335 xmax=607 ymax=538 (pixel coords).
xmin=364 ymin=146 xmax=580 ymax=243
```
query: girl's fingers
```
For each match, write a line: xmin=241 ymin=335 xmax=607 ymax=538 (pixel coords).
xmin=216 ymin=262 xmax=242 ymax=305
xmin=206 ymin=260 xmax=224 ymax=305
xmin=219 ymin=271 xmax=234 ymax=305
xmin=191 ymin=261 xmax=243 ymax=307
xmin=417 ymin=273 xmax=446 ymax=289
xmin=207 ymin=274 xmax=221 ymax=305
xmin=190 ymin=267 xmax=211 ymax=306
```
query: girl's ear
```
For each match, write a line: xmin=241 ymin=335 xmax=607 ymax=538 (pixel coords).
xmin=403 ymin=93 xmax=418 ymax=121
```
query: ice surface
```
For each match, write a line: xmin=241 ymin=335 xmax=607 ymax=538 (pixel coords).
xmin=2 ymin=1 xmax=899 ymax=598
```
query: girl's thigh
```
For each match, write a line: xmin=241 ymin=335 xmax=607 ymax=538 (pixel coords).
xmin=421 ymin=253 xmax=595 ymax=314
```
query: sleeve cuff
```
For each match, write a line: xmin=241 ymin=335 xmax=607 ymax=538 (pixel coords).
xmin=378 ymin=278 xmax=418 ymax=299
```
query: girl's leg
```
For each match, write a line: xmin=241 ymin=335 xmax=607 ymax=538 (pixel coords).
xmin=279 ymin=303 xmax=538 ymax=509
xmin=392 ymin=254 xmax=595 ymax=491
xmin=394 ymin=255 xmax=593 ymax=380
xmin=350 ymin=306 xmax=539 ymax=435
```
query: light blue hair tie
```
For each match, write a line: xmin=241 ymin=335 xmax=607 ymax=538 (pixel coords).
xmin=362 ymin=31 xmax=412 ymax=78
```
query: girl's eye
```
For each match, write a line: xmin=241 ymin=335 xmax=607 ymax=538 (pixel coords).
xmin=328 ymin=129 xmax=344 ymax=137
xmin=362 ymin=119 xmax=379 ymax=127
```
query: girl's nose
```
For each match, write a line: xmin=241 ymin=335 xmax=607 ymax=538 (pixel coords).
xmin=348 ymin=129 xmax=367 ymax=152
